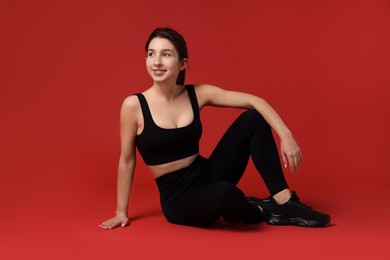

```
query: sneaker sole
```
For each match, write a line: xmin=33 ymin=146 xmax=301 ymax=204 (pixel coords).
xmin=266 ymin=213 xmax=331 ymax=227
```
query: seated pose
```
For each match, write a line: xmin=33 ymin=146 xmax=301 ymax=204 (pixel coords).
xmin=99 ymin=28 xmax=330 ymax=229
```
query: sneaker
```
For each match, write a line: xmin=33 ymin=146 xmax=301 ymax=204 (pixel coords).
xmin=247 ymin=192 xmax=331 ymax=227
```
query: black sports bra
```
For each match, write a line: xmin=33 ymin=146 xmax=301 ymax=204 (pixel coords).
xmin=134 ymin=85 xmax=202 ymax=165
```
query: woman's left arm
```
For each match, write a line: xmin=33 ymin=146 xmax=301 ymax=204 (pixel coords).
xmin=195 ymin=84 xmax=302 ymax=174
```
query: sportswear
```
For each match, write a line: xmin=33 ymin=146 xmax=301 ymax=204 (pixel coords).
xmin=135 ymin=85 xmax=202 ymax=165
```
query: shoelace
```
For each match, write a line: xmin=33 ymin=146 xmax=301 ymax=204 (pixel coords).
xmin=289 ymin=194 xmax=313 ymax=211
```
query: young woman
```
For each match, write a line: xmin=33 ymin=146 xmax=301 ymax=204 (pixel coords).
xmin=99 ymin=28 xmax=330 ymax=229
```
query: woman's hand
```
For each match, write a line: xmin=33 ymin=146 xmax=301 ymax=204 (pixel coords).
xmin=280 ymin=134 xmax=302 ymax=174
xmin=99 ymin=213 xmax=130 ymax=230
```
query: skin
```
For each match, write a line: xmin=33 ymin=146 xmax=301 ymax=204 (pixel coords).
xmin=99 ymin=37 xmax=302 ymax=230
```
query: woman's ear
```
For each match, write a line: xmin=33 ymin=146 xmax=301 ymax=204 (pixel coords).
xmin=179 ymin=58 xmax=188 ymax=71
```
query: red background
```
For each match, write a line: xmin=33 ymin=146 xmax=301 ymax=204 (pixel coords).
xmin=1 ymin=0 xmax=389 ymax=259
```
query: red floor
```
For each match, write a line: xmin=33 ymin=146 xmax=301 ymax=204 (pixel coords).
xmin=1 ymin=162 xmax=389 ymax=259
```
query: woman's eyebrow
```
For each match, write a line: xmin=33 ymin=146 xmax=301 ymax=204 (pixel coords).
xmin=147 ymin=48 xmax=173 ymax=52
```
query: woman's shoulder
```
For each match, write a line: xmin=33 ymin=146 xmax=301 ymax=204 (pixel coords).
xmin=119 ymin=95 xmax=143 ymax=128
xmin=121 ymin=95 xmax=142 ymax=116
xmin=192 ymin=84 xmax=224 ymax=97
xmin=122 ymin=95 xmax=140 ymax=107
xmin=192 ymin=84 xmax=221 ymax=91
xmin=190 ymin=84 xmax=224 ymax=108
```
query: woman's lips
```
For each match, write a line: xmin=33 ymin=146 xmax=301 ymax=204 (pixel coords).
xmin=152 ymin=69 xmax=166 ymax=76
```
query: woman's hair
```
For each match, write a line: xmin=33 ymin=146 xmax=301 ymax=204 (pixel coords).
xmin=145 ymin=27 xmax=188 ymax=85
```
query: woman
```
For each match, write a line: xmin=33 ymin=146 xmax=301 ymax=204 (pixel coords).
xmin=99 ymin=28 xmax=330 ymax=229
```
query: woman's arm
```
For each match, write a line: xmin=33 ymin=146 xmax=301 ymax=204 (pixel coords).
xmin=99 ymin=96 xmax=139 ymax=229
xmin=195 ymin=84 xmax=302 ymax=174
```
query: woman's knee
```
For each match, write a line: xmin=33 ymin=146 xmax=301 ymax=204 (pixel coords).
xmin=240 ymin=109 xmax=270 ymax=130
xmin=211 ymin=181 xmax=245 ymax=203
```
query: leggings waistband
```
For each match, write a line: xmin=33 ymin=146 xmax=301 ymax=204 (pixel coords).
xmin=155 ymin=155 xmax=208 ymax=206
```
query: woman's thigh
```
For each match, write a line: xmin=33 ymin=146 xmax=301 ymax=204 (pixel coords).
xmin=164 ymin=181 xmax=248 ymax=227
xmin=205 ymin=110 xmax=262 ymax=184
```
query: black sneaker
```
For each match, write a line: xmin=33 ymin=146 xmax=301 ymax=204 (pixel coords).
xmin=247 ymin=192 xmax=331 ymax=227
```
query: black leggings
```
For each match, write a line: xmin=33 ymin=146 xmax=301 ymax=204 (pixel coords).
xmin=155 ymin=110 xmax=289 ymax=227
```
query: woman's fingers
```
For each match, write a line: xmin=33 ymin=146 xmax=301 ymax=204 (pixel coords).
xmin=280 ymin=135 xmax=302 ymax=174
xmin=286 ymin=149 xmax=302 ymax=174
xmin=289 ymin=155 xmax=297 ymax=174
xmin=99 ymin=217 xmax=128 ymax=230
xmin=99 ymin=220 xmax=115 ymax=229
xmin=282 ymin=153 xmax=288 ymax=169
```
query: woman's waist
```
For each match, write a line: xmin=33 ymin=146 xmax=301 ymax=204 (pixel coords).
xmin=150 ymin=153 xmax=201 ymax=179
xmin=154 ymin=154 xmax=208 ymax=200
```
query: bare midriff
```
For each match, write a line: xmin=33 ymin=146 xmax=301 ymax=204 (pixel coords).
xmin=148 ymin=153 xmax=199 ymax=179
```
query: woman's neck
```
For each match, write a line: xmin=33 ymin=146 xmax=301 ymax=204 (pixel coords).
xmin=152 ymin=82 xmax=184 ymax=102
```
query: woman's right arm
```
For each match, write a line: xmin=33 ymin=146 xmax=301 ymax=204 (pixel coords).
xmin=99 ymin=96 xmax=140 ymax=229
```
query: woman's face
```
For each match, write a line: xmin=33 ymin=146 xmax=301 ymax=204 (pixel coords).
xmin=146 ymin=37 xmax=185 ymax=84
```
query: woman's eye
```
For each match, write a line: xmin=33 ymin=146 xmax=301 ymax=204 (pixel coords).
xmin=147 ymin=52 xmax=154 ymax=57
xmin=163 ymin=53 xmax=171 ymax=57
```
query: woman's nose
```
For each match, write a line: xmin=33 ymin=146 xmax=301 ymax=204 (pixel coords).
xmin=154 ymin=55 xmax=162 ymax=66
